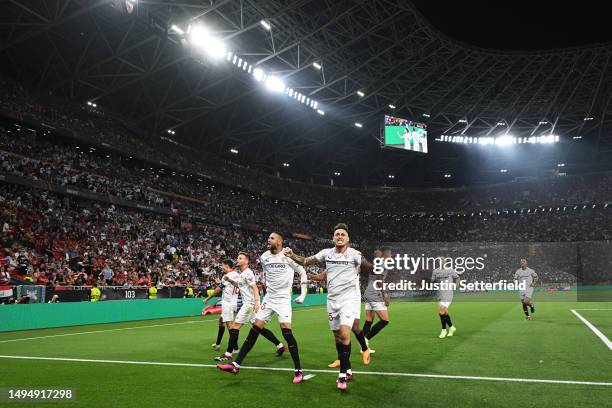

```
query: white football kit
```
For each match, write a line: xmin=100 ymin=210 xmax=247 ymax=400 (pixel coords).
xmin=314 ymin=247 xmax=362 ymax=330
xmin=514 ymin=267 xmax=537 ymax=301
xmin=256 ymin=250 xmax=307 ymax=324
xmin=220 ymin=271 xmax=241 ymax=322
xmin=234 ymin=267 xmax=258 ymax=325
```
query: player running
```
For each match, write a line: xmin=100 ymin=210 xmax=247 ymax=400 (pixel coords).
xmin=204 ymin=260 xmax=240 ymax=350
xmin=215 ymin=251 xmax=286 ymax=361
xmin=217 ymin=232 xmax=308 ymax=384
xmin=284 ymin=223 xmax=373 ymax=391
xmin=362 ymin=249 xmax=391 ymax=348
xmin=431 ymin=256 xmax=459 ymax=339
xmin=514 ymin=258 xmax=538 ymax=320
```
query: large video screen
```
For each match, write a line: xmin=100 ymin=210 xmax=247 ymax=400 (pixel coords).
xmin=384 ymin=115 xmax=428 ymax=153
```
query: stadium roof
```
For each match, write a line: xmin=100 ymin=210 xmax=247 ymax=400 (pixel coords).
xmin=2 ymin=0 xmax=612 ymax=188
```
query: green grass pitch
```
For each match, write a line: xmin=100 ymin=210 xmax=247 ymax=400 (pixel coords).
xmin=1 ymin=297 xmax=611 ymax=407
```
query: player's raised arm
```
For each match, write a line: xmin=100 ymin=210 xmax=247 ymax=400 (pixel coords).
xmin=283 ymin=247 xmax=321 ymax=266
xmin=287 ymin=256 xmax=309 ymax=303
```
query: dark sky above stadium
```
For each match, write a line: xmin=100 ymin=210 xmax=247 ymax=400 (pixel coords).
xmin=411 ymin=1 xmax=612 ymax=50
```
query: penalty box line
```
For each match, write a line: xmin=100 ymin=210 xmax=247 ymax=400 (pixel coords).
xmin=0 ymin=355 xmax=611 ymax=387
xmin=570 ymin=309 xmax=612 ymax=351
xmin=0 ymin=306 xmax=327 ymax=343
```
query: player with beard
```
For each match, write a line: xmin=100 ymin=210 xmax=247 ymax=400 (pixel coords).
xmin=217 ymin=232 xmax=308 ymax=384
xmin=284 ymin=223 xmax=373 ymax=391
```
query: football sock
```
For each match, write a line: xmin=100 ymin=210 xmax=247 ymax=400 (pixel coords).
xmin=353 ymin=328 xmax=369 ymax=352
xmin=215 ymin=325 xmax=225 ymax=345
xmin=445 ymin=314 xmax=453 ymax=328
xmin=281 ymin=328 xmax=301 ymax=371
xmin=338 ymin=342 xmax=351 ymax=374
xmin=234 ymin=326 xmax=260 ymax=365
xmin=522 ymin=303 xmax=529 ymax=316
xmin=226 ymin=328 xmax=239 ymax=354
xmin=362 ymin=320 xmax=373 ymax=338
xmin=368 ymin=319 xmax=389 ymax=339
xmin=259 ymin=327 xmax=281 ymax=346
xmin=439 ymin=313 xmax=447 ymax=329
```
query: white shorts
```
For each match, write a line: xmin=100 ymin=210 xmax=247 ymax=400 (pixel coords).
xmin=255 ymin=297 xmax=292 ymax=324
xmin=234 ymin=304 xmax=256 ymax=325
xmin=438 ymin=301 xmax=451 ymax=308
xmin=327 ymin=297 xmax=360 ymax=331
xmin=365 ymin=301 xmax=387 ymax=311
xmin=221 ymin=304 xmax=235 ymax=323
xmin=520 ymin=287 xmax=535 ymax=301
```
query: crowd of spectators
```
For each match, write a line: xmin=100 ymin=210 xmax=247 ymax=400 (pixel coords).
xmin=0 ymin=183 xmax=324 ymax=295
xmin=2 ymin=129 xmax=612 ymax=243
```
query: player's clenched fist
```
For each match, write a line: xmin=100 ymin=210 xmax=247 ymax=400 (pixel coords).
xmin=282 ymin=247 xmax=293 ymax=257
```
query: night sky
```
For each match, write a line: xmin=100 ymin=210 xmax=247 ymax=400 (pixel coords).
xmin=411 ymin=0 xmax=612 ymax=50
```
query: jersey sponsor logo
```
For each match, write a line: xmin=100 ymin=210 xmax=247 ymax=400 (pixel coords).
xmin=325 ymin=260 xmax=353 ymax=265
xmin=265 ymin=263 xmax=287 ymax=268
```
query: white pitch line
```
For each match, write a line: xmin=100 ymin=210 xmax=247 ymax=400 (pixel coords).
xmin=573 ymin=309 xmax=612 ymax=311
xmin=0 ymin=306 xmax=326 ymax=343
xmin=0 ymin=320 xmax=208 ymax=343
xmin=570 ymin=309 xmax=612 ymax=351
xmin=0 ymin=355 xmax=611 ymax=387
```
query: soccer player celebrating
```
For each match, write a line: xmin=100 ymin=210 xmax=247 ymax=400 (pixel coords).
xmin=308 ymin=270 xmax=372 ymax=367
xmin=362 ymin=249 xmax=391 ymax=348
xmin=215 ymin=251 xmax=286 ymax=361
xmin=514 ymin=258 xmax=538 ymax=320
xmin=284 ymin=223 xmax=372 ymax=391
xmin=431 ymin=256 xmax=459 ymax=339
xmin=217 ymin=232 xmax=308 ymax=384
xmin=205 ymin=260 xmax=241 ymax=349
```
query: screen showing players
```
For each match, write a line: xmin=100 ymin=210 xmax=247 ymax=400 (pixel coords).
xmin=384 ymin=115 xmax=428 ymax=154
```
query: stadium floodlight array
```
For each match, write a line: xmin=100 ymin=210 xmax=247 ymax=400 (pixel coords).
xmin=439 ymin=134 xmax=560 ymax=145
xmin=174 ymin=22 xmax=322 ymax=115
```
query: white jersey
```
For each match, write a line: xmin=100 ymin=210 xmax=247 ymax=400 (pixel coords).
xmin=514 ymin=267 xmax=537 ymax=287
xmin=238 ymin=267 xmax=257 ymax=305
xmin=260 ymin=250 xmax=306 ymax=302
xmin=314 ymin=247 xmax=362 ymax=302
xmin=221 ymin=271 xmax=241 ymax=305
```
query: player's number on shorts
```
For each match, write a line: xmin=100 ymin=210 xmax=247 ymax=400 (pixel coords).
xmin=125 ymin=290 xmax=136 ymax=299
xmin=260 ymin=302 xmax=267 ymax=310
xmin=328 ymin=313 xmax=334 ymax=321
